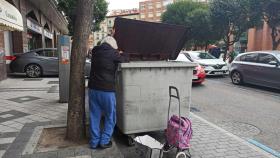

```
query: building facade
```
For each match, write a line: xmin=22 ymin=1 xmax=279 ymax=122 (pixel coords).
xmin=92 ymin=21 xmax=109 ymax=47
xmin=106 ymin=9 xmax=140 ymax=36
xmin=139 ymin=0 xmax=173 ymax=22
xmin=0 ymin=0 xmax=68 ymax=81
xmin=247 ymin=22 xmax=280 ymax=51
xmin=90 ymin=9 xmax=140 ymax=48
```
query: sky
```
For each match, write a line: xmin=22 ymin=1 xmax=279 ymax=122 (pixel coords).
xmin=106 ymin=0 xmax=141 ymax=10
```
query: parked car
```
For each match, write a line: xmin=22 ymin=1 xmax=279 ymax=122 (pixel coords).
xmin=176 ymin=53 xmax=206 ymax=84
xmin=230 ymin=51 xmax=280 ymax=89
xmin=184 ymin=51 xmax=229 ymax=76
xmin=8 ymin=48 xmax=91 ymax=78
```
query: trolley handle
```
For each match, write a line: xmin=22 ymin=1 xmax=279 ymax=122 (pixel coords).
xmin=167 ymin=86 xmax=181 ymax=124
xmin=169 ymin=86 xmax=180 ymax=99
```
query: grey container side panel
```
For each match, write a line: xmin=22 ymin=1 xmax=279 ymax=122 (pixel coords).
xmin=116 ymin=64 xmax=193 ymax=135
xmin=116 ymin=70 xmax=126 ymax=132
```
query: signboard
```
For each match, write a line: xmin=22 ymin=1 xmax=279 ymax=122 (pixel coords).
xmin=61 ymin=46 xmax=70 ymax=64
xmin=0 ymin=0 xmax=23 ymax=31
xmin=44 ymin=29 xmax=53 ymax=39
xmin=27 ymin=19 xmax=42 ymax=34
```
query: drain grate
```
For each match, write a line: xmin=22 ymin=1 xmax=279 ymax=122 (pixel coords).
xmin=23 ymin=78 xmax=43 ymax=81
xmin=47 ymin=81 xmax=59 ymax=84
xmin=217 ymin=121 xmax=261 ymax=138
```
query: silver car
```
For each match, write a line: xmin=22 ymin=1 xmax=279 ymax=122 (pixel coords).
xmin=230 ymin=51 xmax=280 ymax=89
xmin=9 ymin=48 xmax=91 ymax=78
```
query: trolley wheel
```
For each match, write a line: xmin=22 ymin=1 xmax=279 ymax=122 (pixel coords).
xmin=177 ymin=149 xmax=191 ymax=158
xmin=127 ymin=135 xmax=135 ymax=146
xmin=176 ymin=152 xmax=187 ymax=158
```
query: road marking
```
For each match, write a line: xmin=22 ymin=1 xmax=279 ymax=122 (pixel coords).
xmin=248 ymin=139 xmax=280 ymax=158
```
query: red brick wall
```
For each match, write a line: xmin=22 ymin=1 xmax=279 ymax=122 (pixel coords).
xmin=247 ymin=22 xmax=280 ymax=51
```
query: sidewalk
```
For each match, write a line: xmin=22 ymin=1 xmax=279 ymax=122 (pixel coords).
xmin=0 ymin=77 xmax=277 ymax=158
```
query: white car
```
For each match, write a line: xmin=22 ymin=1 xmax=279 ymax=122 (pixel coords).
xmin=184 ymin=51 xmax=229 ymax=76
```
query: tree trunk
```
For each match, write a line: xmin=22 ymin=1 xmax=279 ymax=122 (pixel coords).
xmin=271 ymin=27 xmax=277 ymax=50
xmin=271 ymin=27 xmax=280 ymax=50
xmin=223 ymin=35 xmax=230 ymax=62
xmin=66 ymin=0 xmax=94 ymax=142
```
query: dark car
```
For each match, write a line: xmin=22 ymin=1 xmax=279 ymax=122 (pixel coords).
xmin=9 ymin=48 xmax=91 ymax=78
xmin=230 ymin=51 xmax=280 ymax=89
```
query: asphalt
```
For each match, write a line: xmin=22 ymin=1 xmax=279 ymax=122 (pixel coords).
xmin=191 ymin=76 xmax=280 ymax=152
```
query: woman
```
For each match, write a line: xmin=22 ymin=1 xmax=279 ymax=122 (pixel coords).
xmin=88 ymin=36 xmax=127 ymax=149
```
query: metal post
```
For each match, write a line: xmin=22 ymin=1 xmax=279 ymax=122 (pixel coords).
xmin=58 ymin=35 xmax=71 ymax=103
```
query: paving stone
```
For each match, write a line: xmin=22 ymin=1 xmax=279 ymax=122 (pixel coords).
xmin=0 ymin=150 xmax=5 ymax=157
xmin=7 ymin=96 xmax=41 ymax=104
xmin=29 ymin=151 xmax=58 ymax=158
xmin=74 ymin=147 xmax=92 ymax=156
xmin=0 ymin=132 xmax=18 ymax=138
xmin=0 ymin=137 xmax=15 ymax=144
xmin=0 ymin=110 xmax=30 ymax=123
xmin=57 ymin=148 xmax=75 ymax=158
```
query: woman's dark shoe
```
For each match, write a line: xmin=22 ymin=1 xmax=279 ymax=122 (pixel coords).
xmin=99 ymin=141 xmax=112 ymax=149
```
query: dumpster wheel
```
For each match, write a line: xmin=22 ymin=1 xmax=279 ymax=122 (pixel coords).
xmin=127 ymin=134 xmax=136 ymax=146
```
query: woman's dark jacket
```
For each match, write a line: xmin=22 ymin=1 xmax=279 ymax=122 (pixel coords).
xmin=88 ymin=43 xmax=128 ymax=91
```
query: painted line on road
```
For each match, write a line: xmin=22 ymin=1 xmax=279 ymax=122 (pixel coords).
xmin=247 ymin=139 xmax=280 ymax=158
xmin=191 ymin=113 xmax=277 ymax=158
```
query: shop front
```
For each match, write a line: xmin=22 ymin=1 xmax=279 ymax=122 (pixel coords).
xmin=44 ymin=29 xmax=53 ymax=48
xmin=27 ymin=19 xmax=42 ymax=50
xmin=0 ymin=0 xmax=23 ymax=81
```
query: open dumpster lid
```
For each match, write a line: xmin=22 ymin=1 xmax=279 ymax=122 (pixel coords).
xmin=114 ymin=18 xmax=188 ymax=61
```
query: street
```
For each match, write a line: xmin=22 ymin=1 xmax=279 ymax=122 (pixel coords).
xmin=191 ymin=76 xmax=280 ymax=152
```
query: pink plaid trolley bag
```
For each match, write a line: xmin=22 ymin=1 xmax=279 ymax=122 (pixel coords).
xmin=163 ymin=86 xmax=192 ymax=158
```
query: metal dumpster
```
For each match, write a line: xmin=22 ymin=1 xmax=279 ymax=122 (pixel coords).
xmin=114 ymin=18 xmax=195 ymax=135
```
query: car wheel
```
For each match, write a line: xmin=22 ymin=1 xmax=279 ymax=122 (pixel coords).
xmin=231 ymin=71 xmax=243 ymax=85
xmin=25 ymin=64 xmax=42 ymax=78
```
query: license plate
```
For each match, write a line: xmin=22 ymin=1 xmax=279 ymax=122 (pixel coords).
xmin=214 ymin=71 xmax=224 ymax=75
xmin=192 ymin=75 xmax=198 ymax=79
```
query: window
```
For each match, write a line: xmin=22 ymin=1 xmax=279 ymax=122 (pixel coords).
xmin=156 ymin=2 xmax=161 ymax=8
xmin=148 ymin=3 xmax=153 ymax=9
xmin=240 ymin=53 xmax=258 ymax=62
xmin=148 ymin=12 xmax=153 ymax=18
xmin=37 ymin=50 xmax=57 ymax=57
xmin=156 ymin=12 xmax=161 ymax=17
xmin=140 ymin=4 xmax=146 ymax=10
xmin=258 ymin=53 xmax=278 ymax=64
xmin=276 ymin=54 xmax=280 ymax=59
xmin=189 ymin=52 xmax=216 ymax=60
xmin=140 ymin=14 xmax=146 ymax=19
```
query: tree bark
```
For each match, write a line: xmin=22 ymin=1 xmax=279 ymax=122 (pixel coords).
xmin=66 ymin=0 xmax=94 ymax=142
xmin=223 ymin=35 xmax=230 ymax=62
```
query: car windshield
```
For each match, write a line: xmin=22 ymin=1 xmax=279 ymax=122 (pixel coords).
xmin=276 ymin=53 xmax=280 ymax=60
xmin=189 ymin=52 xmax=216 ymax=60
xmin=182 ymin=53 xmax=194 ymax=62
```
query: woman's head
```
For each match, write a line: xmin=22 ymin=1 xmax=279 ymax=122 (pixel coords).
xmin=101 ymin=36 xmax=118 ymax=49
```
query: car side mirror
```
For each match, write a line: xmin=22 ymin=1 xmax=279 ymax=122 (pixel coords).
xmin=268 ymin=61 xmax=279 ymax=67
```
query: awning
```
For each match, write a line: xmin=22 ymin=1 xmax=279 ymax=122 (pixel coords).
xmin=0 ymin=0 xmax=23 ymax=31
